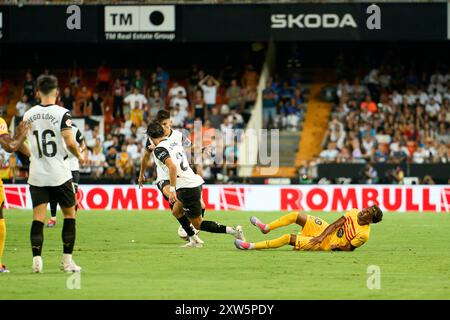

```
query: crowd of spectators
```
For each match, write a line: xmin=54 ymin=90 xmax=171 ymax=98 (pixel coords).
xmin=319 ymin=65 xmax=450 ymax=167
xmin=262 ymin=66 xmax=307 ymax=131
xmin=5 ymin=62 xmax=261 ymax=183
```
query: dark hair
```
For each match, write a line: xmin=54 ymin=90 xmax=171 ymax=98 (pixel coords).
xmin=371 ymin=205 xmax=383 ymax=224
xmin=37 ymin=74 xmax=58 ymax=95
xmin=146 ymin=121 xmax=165 ymax=139
xmin=156 ymin=109 xmax=170 ymax=123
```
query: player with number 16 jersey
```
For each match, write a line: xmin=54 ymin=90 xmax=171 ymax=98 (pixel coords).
xmin=23 ymin=74 xmax=83 ymax=274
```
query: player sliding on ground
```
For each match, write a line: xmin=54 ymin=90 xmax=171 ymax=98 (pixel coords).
xmin=139 ymin=110 xmax=206 ymax=247
xmin=235 ymin=205 xmax=382 ymax=251
xmin=146 ymin=121 xmax=245 ymax=246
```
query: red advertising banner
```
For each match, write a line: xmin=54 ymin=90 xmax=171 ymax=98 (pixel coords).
xmin=4 ymin=184 xmax=449 ymax=212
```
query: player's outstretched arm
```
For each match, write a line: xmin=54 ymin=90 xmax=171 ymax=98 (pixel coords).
xmin=62 ymin=129 xmax=83 ymax=164
xmin=308 ymin=216 xmax=346 ymax=247
xmin=0 ymin=121 xmax=30 ymax=153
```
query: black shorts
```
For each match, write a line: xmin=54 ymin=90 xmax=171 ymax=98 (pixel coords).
xmin=176 ymin=185 xmax=203 ymax=219
xmin=30 ymin=179 xmax=76 ymax=209
xmin=71 ymin=171 xmax=80 ymax=193
xmin=156 ymin=180 xmax=173 ymax=209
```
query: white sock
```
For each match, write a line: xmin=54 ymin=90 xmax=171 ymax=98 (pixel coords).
xmin=225 ymin=227 xmax=236 ymax=235
xmin=62 ymin=253 xmax=72 ymax=264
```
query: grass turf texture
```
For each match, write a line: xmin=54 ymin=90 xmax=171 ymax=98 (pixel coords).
xmin=1 ymin=209 xmax=449 ymax=300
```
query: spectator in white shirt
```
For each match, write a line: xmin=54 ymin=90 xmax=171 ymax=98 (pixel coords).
xmin=404 ymin=90 xmax=416 ymax=106
xmin=199 ymin=75 xmax=220 ymax=111
xmin=171 ymin=105 xmax=187 ymax=128
xmin=83 ymin=124 xmax=93 ymax=142
xmin=168 ymin=81 xmax=187 ymax=100
xmin=170 ymin=90 xmax=189 ymax=112
xmin=418 ymin=89 xmax=429 ymax=105
xmin=391 ymin=91 xmax=403 ymax=106
xmin=136 ymin=122 xmax=148 ymax=144
xmin=15 ymin=94 xmax=30 ymax=123
xmin=227 ymin=109 xmax=244 ymax=129
xmin=412 ymin=147 xmax=427 ymax=164
xmin=103 ymin=133 xmax=114 ymax=151
xmin=117 ymin=121 xmax=132 ymax=139
xmin=123 ymin=113 xmax=133 ymax=130
xmin=425 ymin=97 xmax=440 ymax=118
xmin=89 ymin=146 xmax=107 ymax=178
xmin=126 ymin=137 xmax=139 ymax=160
xmin=430 ymin=69 xmax=445 ymax=85
xmin=319 ymin=142 xmax=339 ymax=163
xmin=124 ymin=88 xmax=148 ymax=115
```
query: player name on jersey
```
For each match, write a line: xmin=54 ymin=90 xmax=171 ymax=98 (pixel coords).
xmin=24 ymin=104 xmax=73 ymax=187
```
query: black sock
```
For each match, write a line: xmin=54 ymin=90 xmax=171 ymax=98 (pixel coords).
xmin=177 ymin=215 xmax=195 ymax=237
xmin=202 ymin=208 xmax=205 ymax=217
xmin=30 ymin=220 xmax=44 ymax=257
xmin=200 ymin=220 xmax=227 ymax=234
xmin=50 ymin=200 xmax=57 ymax=218
xmin=62 ymin=218 xmax=76 ymax=254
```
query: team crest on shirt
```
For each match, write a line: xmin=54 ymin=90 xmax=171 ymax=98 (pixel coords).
xmin=314 ymin=218 xmax=322 ymax=225
xmin=337 ymin=228 xmax=344 ymax=238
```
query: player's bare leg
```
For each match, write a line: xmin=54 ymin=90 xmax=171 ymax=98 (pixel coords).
xmin=60 ymin=206 xmax=81 ymax=272
xmin=235 ymin=234 xmax=297 ymax=250
xmin=189 ymin=215 xmax=245 ymax=242
xmin=31 ymin=203 xmax=47 ymax=273
xmin=162 ymin=185 xmax=203 ymax=245
xmin=250 ymin=212 xmax=307 ymax=234
xmin=0 ymin=203 xmax=9 ymax=273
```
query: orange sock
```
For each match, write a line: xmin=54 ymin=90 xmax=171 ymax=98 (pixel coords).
xmin=254 ymin=234 xmax=291 ymax=250
xmin=267 ymin=211 xmax=299 ymax=231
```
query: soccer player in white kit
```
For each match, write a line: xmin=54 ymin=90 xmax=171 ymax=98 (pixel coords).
xmin=23 ymin=75 xmax=85 ymax=273
xmin=139 ymin=110 xmax=205 ymax=247
xmin=47 ymin=123 xmax=87 ymax=228
xmin=146 ymin=121 xmax=245 ymax=244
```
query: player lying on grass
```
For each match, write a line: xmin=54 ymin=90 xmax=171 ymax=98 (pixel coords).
xmin=139 ymin=110 xmax=205 ymax=247
xmin=147 ymin=121 xmax=245 ymax=247
xmin=0 ymin=119 xmax=30 ymax=273
xmin=235 ymin=205 xmax=383 ymax=251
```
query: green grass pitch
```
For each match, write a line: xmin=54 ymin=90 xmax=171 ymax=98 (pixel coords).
xmin=1 ymin=209 xmax=449 ymax=300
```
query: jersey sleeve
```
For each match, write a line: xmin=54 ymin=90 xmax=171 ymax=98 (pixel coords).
xmin=350 ymin=231 xmax=369 ymax=248
xmin=61 ymin=112 xmax=73 ymax=131
xmin=154 ymin=147 xmax=170 ymax=163
xmin=0 ymin=117 xmax=9 ymax=136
